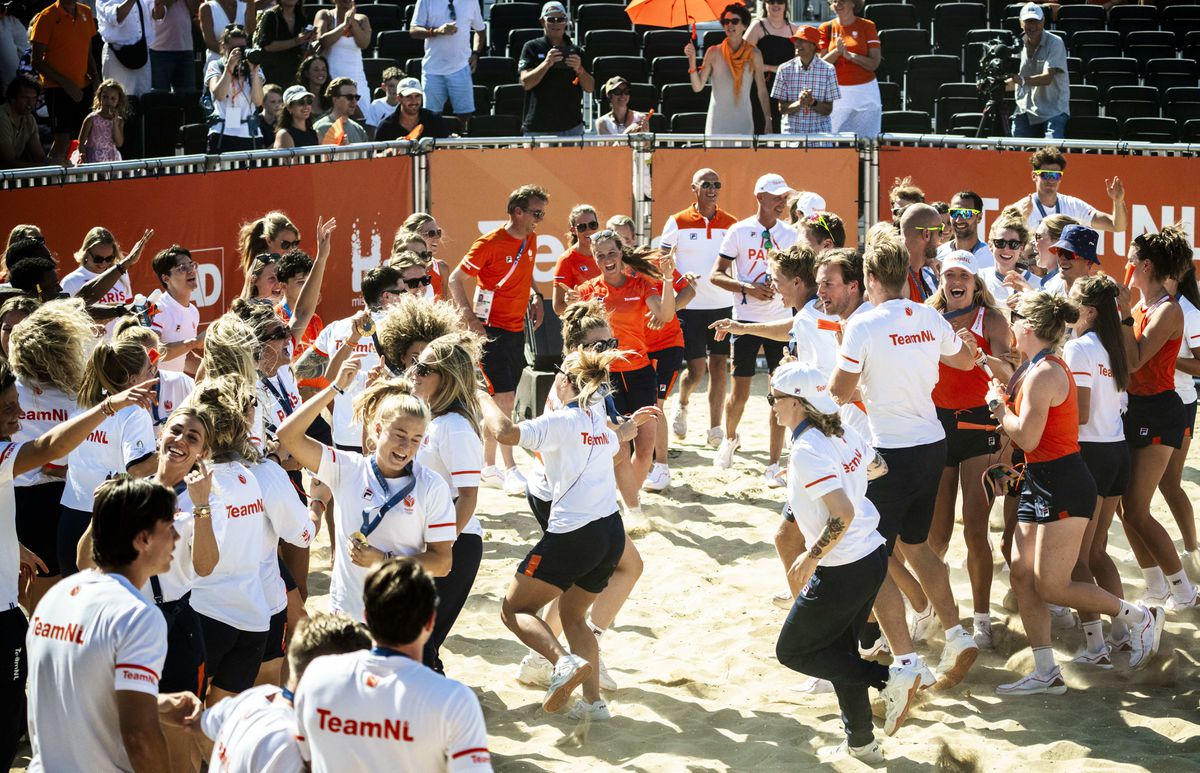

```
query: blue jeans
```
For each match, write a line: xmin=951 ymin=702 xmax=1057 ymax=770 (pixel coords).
xmin=423 ymin=66 xmax=475 ymax=115
xmin=1011 ymin=111 xmax=1068 ymax=139
xmin=150 ymin=49 xmax=196 ymax=92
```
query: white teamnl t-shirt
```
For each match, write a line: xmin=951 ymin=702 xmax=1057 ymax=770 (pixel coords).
xmin=255 ymin=366 xmax=303 ymax=444
xmin=789 ymin=296 xmax=840 ymax=377
xmin=251 ymin=460 xmax=315 ymax=617
xmin=27 ymin=570 xmax=168 ymax=773
xmin=151 ymin=369 xmax=197 ymax=437
xmin=139 ymin=486 xmax=195 ymax=604
xmin=316 ymin=446 xmax=456 ymax=621
xmin=311 ymin=312 xmax=383 ymax=449
xmin=786 ymin=422 xmax=885 ymax=567
xmin=0 ymin=442 xmax=24 ymax=607
xmin=1174 ymin=295 xmax=1200 ymax=405
xmin=1063 ymin=330 xmax=1125 ymax=444
xmin=417 ymin=411 xmax=484 ymax=538
xmin=14 ymin=379 xmax=77 ymax=486
xmin=981 ymin=264 xmax=1041 ymax=305
xmin=718 ymin=216 xmax=798 ymax=322
xmin=295 ymin=649 xmax=492 ymax=773
xmin=202 ymin=683 xmax=305 ymax=773
xmin=1023 ymin=192 xmax=1097 ymax=232
xmin=61 ymin=404 xmax=156 ymax=511
xmin=658 ymin=207 xmax=736 ymax=310
xmin=151 ymin=291 xmax=200 ymax=373
xmin=838 ymin=298 xmax=964 ymax=449
xmin=517 ymin=401 xmax=620 ymax=534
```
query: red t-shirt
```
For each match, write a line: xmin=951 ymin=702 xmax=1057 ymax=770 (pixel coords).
xmin=577 ymin=274 xmax=658 ymax=372
xmin=553 ymin=248 xmax=597 ymax=289
xmin=458 ymin=227 xmax=537 ymax=333
xmin=818 ymin=17 xmax=879 ymax=86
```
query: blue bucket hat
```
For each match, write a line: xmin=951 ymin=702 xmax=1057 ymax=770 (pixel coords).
xmin=1051 ymin=224 xmax=1100 ymax=265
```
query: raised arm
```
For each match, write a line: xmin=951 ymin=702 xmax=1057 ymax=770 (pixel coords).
xmin=277 ymin=355 xmax=363 ymax=472
xmin=288 ymin=216 xmax=336 ymax=341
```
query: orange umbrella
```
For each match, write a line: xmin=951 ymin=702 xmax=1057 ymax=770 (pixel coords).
xmin=625 ymin=0 xmax=744 ymax=38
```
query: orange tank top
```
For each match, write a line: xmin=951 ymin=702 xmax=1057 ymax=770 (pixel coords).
xmin=1128 ymin=295 xmax=1182 ymax=396
xmin=933 ymin=307 xmax=992 ymax=409
xmin=1013 ymin=354 xmax=1080 ymax=463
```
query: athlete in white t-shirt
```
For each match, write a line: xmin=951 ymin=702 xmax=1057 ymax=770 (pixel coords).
xmin=60 ymin=228 xmax=150 ymax=338
xmin=1008 ymin=150 xmax=1126 ymax=234
xmin=709 ymin=174 xmax=799 ymax=473
xmin=149 ymin=245 xmax=203 ymax=373
xmin=830 ymin=238 xmax=981 ymax=690
xmin=295 ymin=558 xmax=492 ymax=772
xmin=980 ymin=218 xmax=1041 ymax=306
xmin=937 ymin=192 xmax=994 ymax=270
xmin=1159 ymin=276 xmax=1200 ymax=578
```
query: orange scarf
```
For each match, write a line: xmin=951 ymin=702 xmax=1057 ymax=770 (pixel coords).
xmin=721 ymin=38 xmax=756 ymax=98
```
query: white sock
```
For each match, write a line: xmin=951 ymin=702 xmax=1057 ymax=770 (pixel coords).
xmin=1082 ymin=620 xmax=1106 ymax=654
xmin=1166 ymin=569 xmax=1196 ymax=602
xmin=1142 ymin=566 xmax=1169 ymax=596
xmin=972 ymin=612 xmax=991 ymax=630
xmin=1117 ymin=599 xmax=1144 ymax=622
xmin=944 ymin=624 xmax=965 ymax=641
xmin=1032 ymin=645 xmax=1057 ymax=676
xmin=893 ymin=652 xmax=917 ymax=668
xmin=1047 ymin=603 xmax=1067 ymax=615
xmin=588 ymin=619 xmax=605 ymax=639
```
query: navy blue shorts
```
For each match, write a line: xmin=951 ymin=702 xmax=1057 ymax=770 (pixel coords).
xmin=517 ymin=512 xmax=625 ymax=593
xmin=867 ymin=440 xmax=947 ymax=551
xmin=678 ymin=307 xmax=732 ymax=360
xmin=937 ymin=405 xmax=1001 ymax=467
xmin=1079 ymin=441 xmax=1130 ymax=499
xmin=610 ymin=365 xmax=657 ymax=414
xmin=158 ymin=597 xmax=206 ymax=697
xmin=731 ymin=332 xmax=786 ymax=378
xmin=1017 ymin=453 xmax=1097 ymax=524
xmin=15 ymin=481 xmax=65 ymax=577
xmin=649 ymin=346 xmax=685 ymax=400
xmin=481 ymin=327 xmax=527 ymax=395
xmin=1124 ymin=390 xmax=1186 ymax=450
xmin=196 ymin=613 xmax=269 ymax=693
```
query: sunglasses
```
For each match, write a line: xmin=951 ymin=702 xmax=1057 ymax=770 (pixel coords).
xmin=765 ymin=393 xmax=795 ymax=406
xmin=421 ymin=227 xmax=443 ymax=238
xmin=697 ymin=180 xmax=722 ymax=190
xmin=545 ymin=16 xmax=566 ymax=23
xmin=609 ymin=88 xmax=630 ymax=97
xmin=808 ymin=212 xmax=833 ymax=235
xmin=171 ymin=262 xmax=197 ymax=273
xmin=403 ymin=275 xmax=432 ymax=290
xmin=915 ymin=224 xmax=946 ymax=234
xmin=588 ymin=337 xmax=619 ymax=352
xmin=721 ymin=17 xmax=742 ymax=26
xmin=338 ymin=93 xmax=361 ymax=101
xmin=574 ymin=220 xmax=600 ymax=232
xmin=89 ymin=252 xmax=116 ymax=265
xmin=949 ymin=208 xmax=980 ymax=220
xmin=417 ymin=250 xmax=433 ymax=261
xmin=1035 ymin=170 xmax=1063 ymax=181
xmin=991 ymin=238 xmax=1023 ymax=250
xmin=1054 ymin=248 xmax=1077 ymax=261
xmin=1010 ymin=310 xmax=1025 ymax=322
xmin=412 ymin=361 xmax=437 ymax=377
xmin=260 ymin=326 xmax=289 ymax=342
xmin=521 ymin=208 xmax=546 ymax=220
xmin=291 ymin=96 xmax=315 ymax=106
xmin=591 ymin=228 xmax=618 ymax=243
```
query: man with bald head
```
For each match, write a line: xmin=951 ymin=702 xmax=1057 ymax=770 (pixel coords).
xmin=899 ymin=203 xmax=945 ymax=302
xmin=661 ymin=168 xmax=738 ymax=450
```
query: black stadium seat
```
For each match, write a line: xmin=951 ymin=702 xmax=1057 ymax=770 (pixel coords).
xmin=1066 ymin=115 xmax=1119 ymax=141
xmin=1121 ymin=117 xmax=1179 ymax=143
xmin=468 ymin=114 xmax=521 ymax=137
xmin=1105 ymin=99 xmax=1158 ymax=124
xmin=650 ymin=56 xmax=692 ymax=89
xmin=492 ymin=84 xmax=525 ymax=117
xmin=376 ymin=30 xmax=424 ymax=62
xmin=641 ymin=29 xmax=690 ymax=60
xmin=488 ymin=2 xmax=540 ymax=56
xmin=576 ymin=3 xmax=632 ymax=40
xmin=904 ymin=54 xmax=960 ymax=114
xmin=583 ymin=29 xmax=638 ymax=65
xmin=472 ymin=56 xmax=519 ymax=91
xmin=1146 ymin=59 xmax=1200 ymax=93
xmin=881 ymin=110 xmax=932 ymax=134
xmin=877 ymin=29 xmax=930 ymax=84
xmin=660 ymin=82 xmax=710 ymax=116
xmin=864 ymin=3 xmax=918 ymax=31
xmin=508 ymin=28 xmax=542 ymax=60
xmin=669 ymin=112 xmax=707 ymax=133
xmin=591 ymin=55 xmax=647 ymax=86
xmin=933 ymin=2 xmax=986 ymax=54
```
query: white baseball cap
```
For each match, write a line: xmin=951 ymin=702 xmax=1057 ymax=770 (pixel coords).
xmin=791 ymin=190 xmax=827 ymax=217
xmin=940 ymin=250 xmax=978 ymax=276
xmin=754 ymin=173 xmax=795 ymax=197
xmin=282 ymin=85 xmax=314 ymax=104
xmin=771 ymin=361 xmax=840 ymax=416
xmin=1019 ymin=3 xmax=1044 ymax=21
xmin=397 ymin=77 xmax=424 ymax=97
xmin=541 ymin=1 xmax=568 ymax=19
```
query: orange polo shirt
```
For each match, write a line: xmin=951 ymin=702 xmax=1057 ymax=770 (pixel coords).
xmin=459 ymin=227 xmax=537 ymax=333
xmin=30 ymin=1 xmax=97 ymax=90
xmin=818 ymin=17 xmax=879 ymax=86
xmin=577 ymin=274 xmax=658 ymax=372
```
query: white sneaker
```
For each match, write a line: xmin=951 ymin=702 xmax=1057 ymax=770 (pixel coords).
xmin=973 ymin=618 xmax=994 ymax=650
xmin=516 ymin=652 xmax=553 ymax=688
xmin=713 ymin=434 xmax=739 ymax=468
xmin=896 ymin=657 xmax=936 ymax=690
xmin=671 ymin=403 xmax=688 ymax=439
xmin=642 ymin=463 xmax=670 ymax=492
xmin=762 ymin=462 xmax=786 ymax=488
xmin=933 ymin=630 xmax=979 ymax=690
xmin=794 ymin=676 xmax=836 ymax=695
xmin=908 ymin=603 xmax=936 ymax=643
xmin=502 ymin=466 xmax=527 ymax=496
xmin=566 ymin=699 xmax=611 ymax=721
xmin=622 ymin=503 xmax=647 ymax=529
xmin=1139 ymin=588 xmax=1171 ymax=608
xmin=1048 ymin=604 xmax=1079 ymax=631
xmin=859 ymin=635 xmax=890 ymax=659
xmin=819 ymin=739 xmax=885 ymax=765
xmin=480 ymin=465 xmax=505 ymax=489
xmin=1106 ymin=630 xmax=1133 ymax=653
xmin=1167 ymin=585 xmax=1200 ymax=612
xmin=1128 ymin=605 xmax=1165 ymax=671
xmin=1070 ymin=647 xmax=1113 ymax=669
xmin=706 ymin=426 xmax=725 ymax=448
xmin=1184 ymin=550 xmax=1200 ymax=583
xmin=598 ymin=657 xmax=617 ymax=692
xmin=543 ymin=654 xmax=592 ymax=712
xmin=772 ymin=590 xmax=794 ymax=610
xmin=881 ymin=666 xmax=921 ymax=736
xmin=996 ymin=667 xmax=1067 ymax=696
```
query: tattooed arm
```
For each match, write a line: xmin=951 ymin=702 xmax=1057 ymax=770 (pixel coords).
xmin=866 ymin=450 xmax=888 ymax=481
xmin=292 ymin=346 xmax=329 ymax=383
xmin=786 ymin=488 xmax=858 ymax=592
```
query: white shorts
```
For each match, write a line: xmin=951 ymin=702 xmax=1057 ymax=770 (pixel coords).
xmin=830 ymin=80 xmax=881 ymax=137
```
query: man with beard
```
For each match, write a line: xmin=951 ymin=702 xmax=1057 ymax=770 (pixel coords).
xmin=900 ymin=204 xmax=944 ymax=302
xmin=936 ymin=192 xmax=992 ymax=269
xmin=375 ymin=77 xmax=452 ymax=141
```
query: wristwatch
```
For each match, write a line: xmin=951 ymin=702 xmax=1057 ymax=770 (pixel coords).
xmin=988 ymin=397 xmax=1004 ymax=413
xmin=1122 ymin=316 xmax=1135 ymax=327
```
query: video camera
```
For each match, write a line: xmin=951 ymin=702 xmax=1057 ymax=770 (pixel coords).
xmin=976 ymin=35 xmax=1020 ymax=102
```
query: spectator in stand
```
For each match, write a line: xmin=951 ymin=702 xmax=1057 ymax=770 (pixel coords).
xmin=96 ymin=0 xmax=154 ymax=97
xmin=274 ymin=84 xmax=319 ymax=148
xmin=148 ymin=0 xmax=198 ymax=92
xmin=684 ymin=3 xmax=770 ymax=136
xmin=0 ymin=2 xmax=30 ymax=90
xmin=314 ymin=76 xmax=368 ymax=144
xmin=364 ymin=66 xmax=404 ymax=134
xmin=772 ymin=26 xmax=839 ymax=135
xmin=205 ymin=25 xmax=264 ymax=153
xmin=818 ymin=0 xmax=881 ymax=137
xmin=149 ymin=245 xmax=202 ymax=373
xmin=746 ymin=0 xmax=798 ymax=133
xmin=1008 ymin=3 xmax=1069 ymax=140
xmin=0 ymin=75 xmax=46 ymax=169
xmin=518 ymin=2 xmax=594 ymax=137
xmin=200 ymin=0 xmax=256 ymax=70
xmin=77 ymin=79 xmax=127 ymax=163
xmin=411 ymin=0 xmax=486 ymax=123
xmin=596 ymin=76 xmax=648 ymax=136
xmin=374 ymin=77 xmax=451 ymax=141
xmin=314 ymin=0 xmax=370 ymax=104
xmin=30 ymin=0 xmax=100 ymax=167
xmin=254 ymin=0 xmax=315 ymax=89
xmin=258 ymin=82 xmax=284 ymax=140
xmin=297 ymin=54 xmax=331 ymax=117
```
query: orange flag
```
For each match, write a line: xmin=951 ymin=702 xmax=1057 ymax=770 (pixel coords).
xmin=322 ymin=116 xmax=347 ymax=146
xmin=404 ymin=124 xmax=425 ymax=141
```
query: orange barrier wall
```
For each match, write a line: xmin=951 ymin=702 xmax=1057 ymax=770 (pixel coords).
xmin=429 ymin=146 xmax=634 ymax=296
xmin=0 ymin=155 xmax=413 ymax=323
xmin=878 ymin=146 xmax=1198 ymax=277
xmin=650 ymin=147 xmax=861 ymax=247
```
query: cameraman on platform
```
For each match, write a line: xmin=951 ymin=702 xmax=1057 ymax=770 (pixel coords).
xmin=204 ymin=24 xmax=264 ymax=153
xmin=1006 ymin=3 xmax=1068 ymax=140
xmin=518 ymin=1 xmax=593 ymax=137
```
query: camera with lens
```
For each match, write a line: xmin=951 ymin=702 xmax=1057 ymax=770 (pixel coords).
xmin=231 ymin=46 xmax=265 ymax=78
xmin=976 ymin=36 xmax=1019 ymax=102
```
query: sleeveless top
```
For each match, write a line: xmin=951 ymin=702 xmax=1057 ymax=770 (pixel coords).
xmin=323 ymin=15 xmax=369 ymax=105
xmin=1128 ymin=294 xmax=1182 ymax=397
xmin=933 ymin=306 xmax=991 ymax=410
xmin=705 ymin=48 xmax=754 ymax=135
xmin=283 ymin=124 xmax=319 ymax=147
xmin=1014 ymin=354 xmax=1080 ymax=464
xmin=84 ymin=112 xmax=121 ymax=162
xmin=204 ymin=0 xmax=246 ymax=68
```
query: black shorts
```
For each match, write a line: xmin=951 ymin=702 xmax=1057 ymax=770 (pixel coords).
xmin=15 ymin=481 xmax=66 ymax=577
xmin=306 ymin=414 xmax=333 ymax=446
xmin=731 ymin=332 xmax=786 ymax=378
xmin=1185 ymin=400 xmax=1197 ymax=439
xmin=649 ymin=347 xmax=685 ymax=400
xmin=678 ymin=307 xmax=732 ymax=360
xmin=1124 ymin=391 xmax=1187 ymax=449
xmin=334 ymin=443 xmax=362 ymax=453
xmin=517 ymin=512 xmax=626 ymax=594
xmin=196 ymin=613 xmax=269 ymax=693
xmin=0 ymin=605 xmax=28 ymax=766
xmin=1017 ymin=453 xmax=1097 ymax=524
xmin=937 ymin=406 xmax=1001 ymax=468
xmin=1079 ymin=441 xmax=1131 ymax=499
xmin=261 ymin=607 xmax=288 ymax=664
xmin=57 ymin=506 xmax=92 ymax=577
xmin=158 ymin=598 xmax=207 ymax=697
xmin=867 ymin=440 xmax=947 ymax=551
xmin=526 ymin=490 xmax=551 ymax=533
xmin=610 ymin=365 xmax=657 ymax=414
xmin=45 ymin=85 xmax=92 ymax=135
xmin=481 ymin=326 xmax=527 ymax=394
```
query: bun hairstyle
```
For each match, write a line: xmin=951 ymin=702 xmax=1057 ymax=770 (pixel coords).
xmin=1071 ymin=274 xmax=1131 ymax=392
xmin=559 ymin=347 xmax=623 ymax=409
xmin=1016 ymin=291 xmax=1080 ymax=350
xmin=1131 ymin=223 xmax=1192 ymax=282
xmin=9 ymin=298 xmax=96 ymax=397
xmin=560 ymin=299 xmax=611 ymax=351
xmin=201 ymin=313 xmax=259 ymax=385
xmin=991 ymin=207 xmax=1029 ymax=244
xmin=352 ymin=376 xmax=431 ymax=454
xmin=186 ymin=375 xmax=259 ymax=462
xmin=77 ymin=339 xmax=149 ymax=408
xmin=375 ymin=295 xmax=460 ymax=371
xmin=114 ymin=318 xmax=162 ymax=351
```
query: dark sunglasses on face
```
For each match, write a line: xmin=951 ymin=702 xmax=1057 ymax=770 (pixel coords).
xmin=588 ymin=337 xmax=619 ymax=352
xmin=417 ymin=250 xmax=433 ymax=261
xmin=1035 ymin=170 xmax=1063 ymax=181
xmin=697 ymin=180 xmax=722 ymax=190
xmin=991 ymin=238 xmax=1022 ymax=250
xmin=575 ymin=220 xmax=600 ymax=232
xmin=545 ymin=16 xmax=566 ymax=23
xmin=949 ymin=208 xmax=980 ymax=220
xmin=413 ymin=361 xmax=436 ymax=377
xmin=403 ymin=275 xmax=432 ymax=289
xmin=721 ymin=17 xmax=742 ymax=26
xmin=89 ymin=252 xmax=116 ymax=265
xmin=421 ymin=227 xmax=443 ymax=238
xmin=292 ymin=96 xmax=315 ymax=106
xmin=765 ymin=393 xmax=794 ymax=406
xmin=609 ymin=88 xmax=629 ymax=97
xmin=520 ymin=208 xmax=546 ymax=220
xmin=338 ymin=93 xmax=360 ymax=101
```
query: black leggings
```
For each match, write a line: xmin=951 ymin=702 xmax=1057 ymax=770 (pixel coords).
xmin=423 ymin=533 xmax=483 ymax=675
xmin=0 ymin=607 xmax=28 ymax=770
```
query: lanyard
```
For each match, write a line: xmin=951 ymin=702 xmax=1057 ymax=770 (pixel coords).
xmin=261 ymin=375 xmax=294 ymax=418
xmin=791 ymin=418 xmax=813 ymax=443
xmin=1033 ymin=194 xmax=1059 ymax=219
xmin=361 ymin=458 xmax=416 ymax=538
xmin=943 ymin=304 xmax=976 ymax=321
xmin=371 ymin=645 xmax=412 ymax=659
xmin=1008 ymin=348 xmax=1053 ymax=395
xmin=281 ymin=687 xmax=295 ymax=702
xmin=151 ymin=379 xmax=165 ymax=426
xmin=908 ymin=268 xmax=932 ymax=301
xmin=496 ymin=235 xmax=529 ymax=289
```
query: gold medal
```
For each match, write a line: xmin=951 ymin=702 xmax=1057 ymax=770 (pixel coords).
xmin=350 ymin=531 xmax=368 ymax=548
xmin=360 ymin=316 xmax=376 ymax=336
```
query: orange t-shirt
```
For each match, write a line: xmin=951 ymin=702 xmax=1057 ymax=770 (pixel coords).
xmin=458 ymin=227 xmax=537 ymax=333
xmin=818 ymin=17 xmax=879 ymax=86
xmin=553 ymin=248 xmax=597 ymax=289
xmin=30 ymin=1 xmax=98 ymax=90
xmin=643 ymin=266 xmax=687 ymax=353
xmin=577 ymin=274 xmax=658 ymax=372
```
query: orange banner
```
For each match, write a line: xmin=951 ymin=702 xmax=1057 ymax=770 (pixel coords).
xmin=650 ymin=146 xmax=861 ymax=247
xmin=877 ymin=146 xmax=1198 ymax=277
xmin=428 ymin=146 xmax=634 ymax=295
xmin=0 ymin=155 xmax=413 ymax=323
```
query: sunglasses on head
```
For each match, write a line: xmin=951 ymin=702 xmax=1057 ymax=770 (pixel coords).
xmin=697 ymin=180 xmax=722 ymax=190
xmin=253 ymin=252 xmax=280 ymax=265
xmin=991 ymin=238 xmax=1022 ymax=250
xmin=574 ymin=220 xmax=600 ymax=232
xmin=1035 ymin=170 xmax=1063 ymax=181
xmin=588 ymin=337 xmax=619 ymax=352
xmin=949 ymin=208 xmax=980 ymax=220
xmin=403 ymin=275 xmax=432 ymax=290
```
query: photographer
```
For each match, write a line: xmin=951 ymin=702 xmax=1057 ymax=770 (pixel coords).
xmin=518 ymin=1 xmax=594 ymax=136
xmin=204 ymin=25 xmax=264 ymax=153
xmin=1007 ymin=3 xmax=1069 ymax=140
